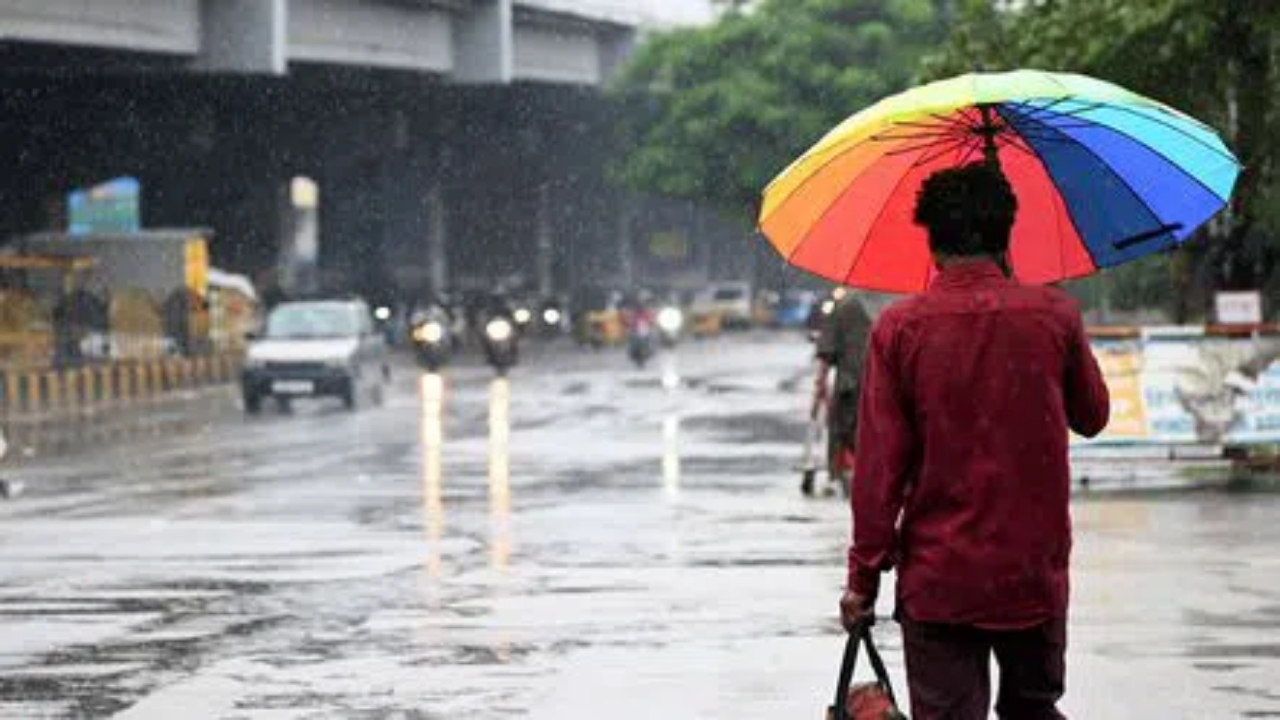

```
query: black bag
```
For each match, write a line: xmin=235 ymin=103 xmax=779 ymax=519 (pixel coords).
xmin=826 ymin=623 xmax=907 ymax=720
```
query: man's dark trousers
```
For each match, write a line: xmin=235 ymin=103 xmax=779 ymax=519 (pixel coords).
xmin=899 ymin=614 xmax=1068 ymax=720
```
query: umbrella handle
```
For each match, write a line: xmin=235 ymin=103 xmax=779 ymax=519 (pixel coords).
xmin=1113 ymin=223 xmax=1185 ymax=250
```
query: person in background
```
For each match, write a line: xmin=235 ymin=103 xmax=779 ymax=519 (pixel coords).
xmin=809 ymin=288 xmax=873 ymax=496
xmin=839 ymin=163 xmax=1110 ymax=719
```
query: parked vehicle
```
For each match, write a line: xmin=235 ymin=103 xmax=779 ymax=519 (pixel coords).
xmin=241 ymin=299 xmax=388 ymax=414
xmin=691 ymin=281 xmax=753 ymax=331
xmin=775 ymin=290 xmax=819 ymax=329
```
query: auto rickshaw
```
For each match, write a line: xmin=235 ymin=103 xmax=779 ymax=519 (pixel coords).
xmin=573 ymin=287 xmax=626 ymax=348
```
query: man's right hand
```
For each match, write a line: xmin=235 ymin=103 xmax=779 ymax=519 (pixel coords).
xmin=839 ymin=588 xmax=875 ymax=633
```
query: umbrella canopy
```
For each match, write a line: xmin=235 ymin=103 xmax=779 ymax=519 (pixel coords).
xmin=759 ymin=70 xmax=1241 ymax=293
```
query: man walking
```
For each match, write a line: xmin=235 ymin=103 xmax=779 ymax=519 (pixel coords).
xmin=839 ymin=163 xmax=1110 ymax=719
xmin=810 ymin=289 xmax=873 ymax=496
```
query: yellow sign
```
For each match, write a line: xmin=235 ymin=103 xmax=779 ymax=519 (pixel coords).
xmin=185 ymin=238 xmax=209 ymax=297
xmin=1096 ymin=346 xmax=1148 ymax=439
xmin=648 ymin=231 xmax=689 ymax=260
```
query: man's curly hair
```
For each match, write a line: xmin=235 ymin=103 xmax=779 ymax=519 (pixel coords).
xmin=913 ymin=162 xmax=1019 ymax=258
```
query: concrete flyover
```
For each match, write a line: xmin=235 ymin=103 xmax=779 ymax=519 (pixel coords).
xmin=0 ymin=0 xmax=762 ymax=306
xmin=0 ymin=0 xmax=712 ymax=84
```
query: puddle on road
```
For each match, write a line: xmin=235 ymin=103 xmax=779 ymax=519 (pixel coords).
xmin=682 ymin=413 xmax=806 ymax=444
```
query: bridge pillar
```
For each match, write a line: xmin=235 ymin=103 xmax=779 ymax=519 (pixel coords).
xmin=453 ymin=0 xmax=513 ymax=84
xmin=196 ymin=0 xmax=287 ymax=74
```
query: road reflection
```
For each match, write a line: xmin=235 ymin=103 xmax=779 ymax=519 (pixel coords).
xmin=663 ymin=414 xmax=681 ymax=498
xmin=661 ymin=351 xmax=681 ymax=391
xmin=489 ymin=377 xmax=512 ymax=570
xmin=419 ymin=373 xmax=445 ymax=578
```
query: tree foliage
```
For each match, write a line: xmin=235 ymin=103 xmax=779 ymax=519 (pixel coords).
xmin=611 ymin=0 xmax=949 ymax=220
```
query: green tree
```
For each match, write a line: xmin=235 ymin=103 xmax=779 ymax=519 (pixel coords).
xmin=927 ymin=0 xmax=1280 ymax=320
xmin=612 ymin=0 xmax=949 ymax=222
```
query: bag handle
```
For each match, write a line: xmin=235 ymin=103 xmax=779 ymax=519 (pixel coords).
xmin=831 ymin=621 xmax=898 ymax=718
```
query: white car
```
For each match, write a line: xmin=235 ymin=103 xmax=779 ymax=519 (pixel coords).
xmin=241 ymin=300 xmax=389 ymax=414
xmin=692 ymin=282 xmax=753 ymax=330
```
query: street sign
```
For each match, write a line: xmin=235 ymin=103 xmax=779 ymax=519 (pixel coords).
xmin=1215 ymin=291 xmax=1263 ymax=325
xmin=67 ymin=177 xmax=140 ymax=235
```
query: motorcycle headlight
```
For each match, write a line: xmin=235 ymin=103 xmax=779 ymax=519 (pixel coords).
xmin=415 ymin=322 xmax=445 ymax=344
xmin=821 ymin=300 xmax=836 ymax=316
xmin=657 ymin=307 xmax=684 ymax=333
xmin=486 ymin=318 xmax=514 ymax=342
xmin=374 ymin=306 xmax=392 ymax=321
xmin=543 ymin=308 xmax=562 ymax=326
xmin=513 ymin=308 xmax=532 ymax=325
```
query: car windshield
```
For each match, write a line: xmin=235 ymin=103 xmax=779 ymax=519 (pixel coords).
xmin=266 ymin=304 xmax=360 ymax=339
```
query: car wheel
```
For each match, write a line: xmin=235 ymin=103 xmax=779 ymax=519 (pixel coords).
xmin=276 ymin=396 xmax=293 ymax=414
xmin=244 ymin=392 xmax=262 ymax=415
xmin=342 ymin=386 xmax=357 ymax=411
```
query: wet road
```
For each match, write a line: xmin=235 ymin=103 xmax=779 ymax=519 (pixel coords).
xmin=1 ymin=335 xmax=1278 ymax=719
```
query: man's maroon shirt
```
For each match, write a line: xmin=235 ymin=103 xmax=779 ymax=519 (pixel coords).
xmin=848 ymin=261 xmax=1110 ymax=628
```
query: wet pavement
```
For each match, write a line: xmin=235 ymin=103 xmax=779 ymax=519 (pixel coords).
xmin=1 ymin=334 xmax=1278 ymax=718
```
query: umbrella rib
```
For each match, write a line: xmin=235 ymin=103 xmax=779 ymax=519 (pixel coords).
xmin=955 ymin=136 xmax=983 ymax=166
xmin=1007 ymin=97 xmax=1075 ymax=120
xmin=886 ymin=136 xmax=968 ymax=157
xmin=890 ymin=119 xmax=959 ymax=130
xmin=929 ymin=111 xmax=980 ymax=130
xmin=995 ymin=132 xmax=1038 ymax=158
xmin=873 ymin=129 xmax=964 ymax=140
xmin=914 ymin=137 xmax=972 ymax=168
xmin=1024 ymin=101 xmax=1108 ymax=121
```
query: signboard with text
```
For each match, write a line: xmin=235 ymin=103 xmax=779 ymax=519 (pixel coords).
xmin=1215 ymin=291 xmax=1263 ymax=325
xmin=1074 ymin=330 xmax=1280 ymax=446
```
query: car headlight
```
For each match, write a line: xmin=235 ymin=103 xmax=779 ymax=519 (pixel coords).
xmin=657 ymin=307 xmax=684 ymax=333
xmin=243 ymin=356 xmax=266 ymax=370
xmin=415 ymin=322 xmax=445 ymax=344
xmin=486 ymin=318 xmax=514 ymax=342
xmin=513 ymin=308 xmax=532 ymax=325
xmin=543 ymin=308 xmax=562 ymax=326
xmin=325 ymin=356 xmax=351 ymax=369
xmin=821 ymin=300 xmax=836 ymax=316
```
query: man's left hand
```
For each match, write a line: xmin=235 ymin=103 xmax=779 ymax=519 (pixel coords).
xmin=839 ymin=588 xmax=875 ymax=633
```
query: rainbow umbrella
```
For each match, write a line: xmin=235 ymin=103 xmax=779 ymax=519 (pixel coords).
xmin=759 ymin=70 xmax=1241 ymax=293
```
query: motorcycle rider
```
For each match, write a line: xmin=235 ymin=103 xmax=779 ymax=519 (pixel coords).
xmin=621 ymin=291 xmax=658 ymax=366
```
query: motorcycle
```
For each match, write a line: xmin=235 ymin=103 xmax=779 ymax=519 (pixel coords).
xmin=482 ymin=314 xmax=520 ymax=376
xmin=410 ymin=310 xmax=452 ymax=373
xmin=627 ymin=317 xmax=657 ymax=369
xmin=538 ymin=300 xmax=568 ymax=339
